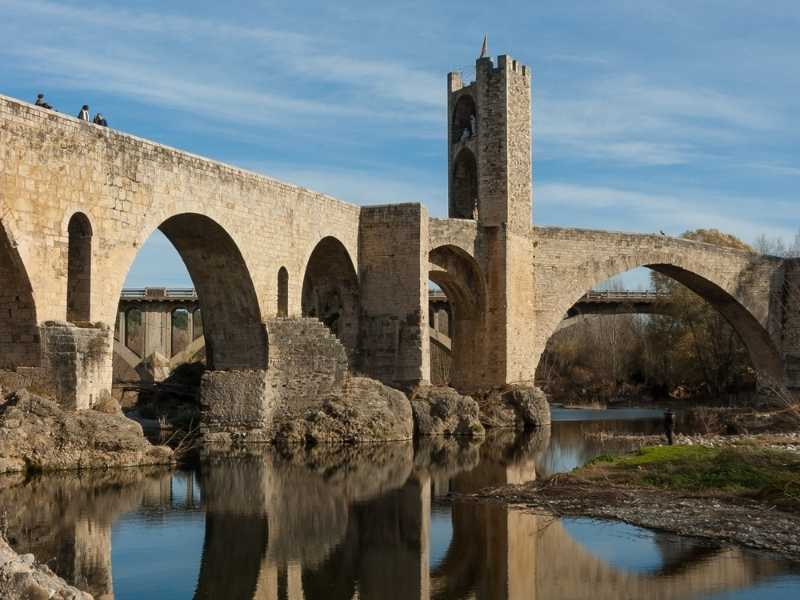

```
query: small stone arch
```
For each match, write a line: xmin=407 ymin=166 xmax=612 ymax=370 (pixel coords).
xmin=277 ymin=267 xmax=289 ymax=317
xmin=66 ymin=212 xmax=93 ymax=323
xmin=452 ymin=94 xmax=477 ymax=143
xmin=0 ymin=222 xmax=40 ymax=368
xmin=451 ymin=149 xmax=478 ymax=220
xmin=301 ymin=236 xmax=360 ymax=357
xmin=536 ymin=253 xmax=784 ymax=383
xmin=429 ymin=244 xmax=488 ymax=390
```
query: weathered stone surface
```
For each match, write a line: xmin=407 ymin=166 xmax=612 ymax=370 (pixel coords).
xmin=475 ymin=385 xmax=551 ymax=430
xmin=199 ymin=369 xmax=272 ymax=443
xmin=0 ymin=390 xmax=173 ymax=473
xmin=410 ymin=385 xmax=485 ymax=437
xmin=0 ymin=535 xmax=94 ymax=599
xmin=273 ymin=377 xmax=413 ymax=444
xmin=40 ymin=322 xmax=113 ymax=410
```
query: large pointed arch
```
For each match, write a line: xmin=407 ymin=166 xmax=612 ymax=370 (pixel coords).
xmin=119 ymin=213 xmax=266 ymax=370
xmin=429 ymin=244 xmax=488 ymax=391
xmin=536 ymin=253 xmax=784 ymax=382
xmin=0 ymin=222 xmax=40 ymax=368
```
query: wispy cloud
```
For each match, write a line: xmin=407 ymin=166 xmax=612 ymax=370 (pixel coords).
xmin=537 ymin=182 xmax=796 ymax=243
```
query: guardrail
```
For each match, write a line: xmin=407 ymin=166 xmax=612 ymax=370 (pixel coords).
xmin=119 ymin=287 xmax=669 ymax=303
xmin=582 ymin=290 xmax=670 ymax=301
xmin=120 ymin=287 xmax=197 ymax=299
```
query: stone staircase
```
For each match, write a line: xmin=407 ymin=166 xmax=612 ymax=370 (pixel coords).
xmin=265 ymin=317 xmax=349 ymax=408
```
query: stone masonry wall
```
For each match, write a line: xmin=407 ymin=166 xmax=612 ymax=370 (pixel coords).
xmin=359 ymin=204 xmax=429 ymax=388
xmin=0 ymin=93 xmax=365 ymax=399
xmin=782 ymin=259 xmax=800 ymax=387
xmin=0 ymin=93 xmax=361 ymax=343
xmin=265 ymin=317 xmax=348 ymax=409
xmin=0 ymin=225 xmax=39 ymax=369
xmin=40 ymin=321 xmax=112 ymax=409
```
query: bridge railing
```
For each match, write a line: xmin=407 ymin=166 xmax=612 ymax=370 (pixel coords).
xmin=120 ymin=287 xmax=197 ymax=300
xmin=582 ymin=290 xmax=670 ymax=302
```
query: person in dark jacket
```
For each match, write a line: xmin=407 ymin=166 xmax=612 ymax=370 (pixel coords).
xmin=93 ymin=113 xmax=107 ymax=127
xmin=34 ymin=94 xmax=53 ymax=109
xmin=664 ymin=408 xmax=676 ymax=445
xmin=77 ymin=105 xmax=90 ymax=121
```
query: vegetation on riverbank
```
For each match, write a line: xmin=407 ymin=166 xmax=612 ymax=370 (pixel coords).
xmin=584 ymin=445 xmax=800 ymax=512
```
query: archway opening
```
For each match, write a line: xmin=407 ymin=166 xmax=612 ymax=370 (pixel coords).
xmin=0 ymin=224 xmax=40 ymax=369
xmin=451 ymin=149 xmax=478 ymax=220
xmin=113 ymin=213 xmax=264 ymax=413
xmin=452 ymin=94 xmax=477 ymax=143
xmin=428 ymin=244 xmax=487 ymax=391
xmin=66 ymin=212 xmax=92 ymax=323
xmin=535 ymin=264 xmax=771 ymax=405
xmin=301 ymin=237 xmax=359 ymax=357
xmin=277 ymin=267 xmax=289 ymax=318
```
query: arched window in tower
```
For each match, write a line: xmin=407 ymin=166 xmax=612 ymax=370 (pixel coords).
xmin=451 ymin=149 xmax=478 ymax=219
xmin=277 ymin=267 xmax=289 ymax=317
xmin=452 ymin=94 xmax=477 ymax=143
xmin=66 ymin=212 xmax=92 ymax=322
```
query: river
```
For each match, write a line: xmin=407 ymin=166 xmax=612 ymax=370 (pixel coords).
xmin=2 ymin=407 xmax=799 ymax=599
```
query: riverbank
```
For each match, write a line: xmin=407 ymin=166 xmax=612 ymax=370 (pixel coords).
xmin=471 ymin=443 xmax=800 ymax=561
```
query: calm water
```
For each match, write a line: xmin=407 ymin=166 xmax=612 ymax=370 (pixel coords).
xmin=3 ymin=407 xmax=799 ymax=599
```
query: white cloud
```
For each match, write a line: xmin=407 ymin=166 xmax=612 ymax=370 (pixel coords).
xmin=536 ymin=182 xmax=798 ymax=243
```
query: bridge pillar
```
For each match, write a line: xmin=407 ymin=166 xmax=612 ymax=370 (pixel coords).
xmin=40 ymin=321 xmax=113 ymax=409
xmin=358 ymin=204 xmax=430 ymax=389
xmin=781 ymin=259 xmax=800 ymax=388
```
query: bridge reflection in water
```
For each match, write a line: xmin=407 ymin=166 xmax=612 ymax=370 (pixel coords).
xmin=1 ymin=426 xmax=797 ymax=600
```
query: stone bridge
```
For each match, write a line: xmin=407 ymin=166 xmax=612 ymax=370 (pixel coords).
xmin=1 ymin=50 xmax=797 ymax=427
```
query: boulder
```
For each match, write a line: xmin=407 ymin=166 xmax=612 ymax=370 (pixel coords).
xmin=475 ymin=384 xmax=551 ymax=430
xmin=0 ymin=535 xmax=93 ymax=599
xmin=410 ymin=385 xmax=485 ymax=437
xmin=0 ymin=390 xmax=174 ymax=474
xmin=274 ymin=377 xmax=413 ymax=444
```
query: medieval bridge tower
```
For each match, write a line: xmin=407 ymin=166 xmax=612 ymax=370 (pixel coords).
xmin=433 ymin=55 xmax=538 ymax=389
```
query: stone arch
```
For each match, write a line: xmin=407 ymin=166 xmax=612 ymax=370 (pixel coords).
xmin=122 ymin=213 xmax=266 ymax=370
xmin=429 ymin=244 xmax=488 ymax=390
xmin=301 ymin=236 xmax=360 ymax=357
xmin=537 ymin=253 xmax=784 ymax=383
xmin=0 ymin=222 xmax=40 ymax=368
xmin=452 ymin=94 xmax=477 ymax=142
xmin=66 ymin=212 xmax=92 ymax=323
xmin=277 ymin=266 xmax=289 ymax=317
xmin=451 ymin=149 xmax=478 ymax=220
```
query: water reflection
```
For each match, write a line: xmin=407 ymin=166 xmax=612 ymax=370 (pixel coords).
xmin=2 ymin=411 xmax=799 ymax=599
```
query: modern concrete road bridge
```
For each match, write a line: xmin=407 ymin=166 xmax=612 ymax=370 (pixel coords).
xmin=1 ymin=51 xmax=797 ymax=425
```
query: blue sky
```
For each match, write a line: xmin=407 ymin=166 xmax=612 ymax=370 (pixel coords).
xmin=2 ymin=0 xmax=798 ymax=288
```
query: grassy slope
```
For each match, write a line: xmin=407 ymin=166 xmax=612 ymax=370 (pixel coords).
xmin=583 ymin=445 xmax=800 ymax=512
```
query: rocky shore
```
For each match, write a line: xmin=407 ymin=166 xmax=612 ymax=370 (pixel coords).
xmin=0 ymin=390 xmax=174 ymax=474
xmin=471 ymin=476 xmax=800 ymax=561
xmin=0 ymin=535 xmax=93 ymax=599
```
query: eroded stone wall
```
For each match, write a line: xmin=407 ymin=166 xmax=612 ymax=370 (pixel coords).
xmin=40 ymin=321 xmax=112 ymax=409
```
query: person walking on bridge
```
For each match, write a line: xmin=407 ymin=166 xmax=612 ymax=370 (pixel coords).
xmin=34 ymin=93 xmax=53 ymax=110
